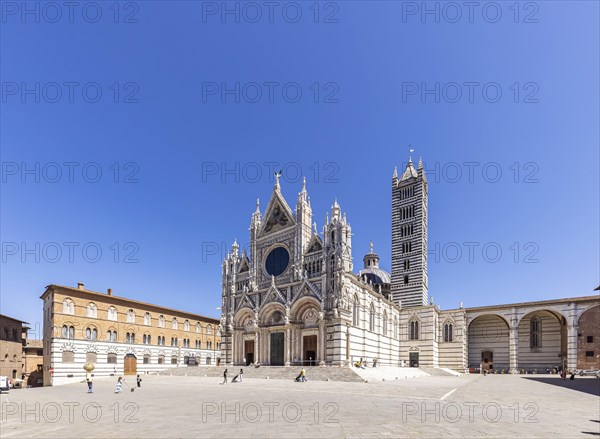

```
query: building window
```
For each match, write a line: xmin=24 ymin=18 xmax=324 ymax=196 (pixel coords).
xmin=404 ymin=275 xmax=409 ymax=285
xmin=530 ymin=316 xmax=541 ymax=348
xmin=171 ymin=337 xmax=178 ymax=347
xmin=143 ymin=354 xmax=151 ymax=364
xmin=383 ymin=311 xmax=388 ymax=336
xmin=85 ymin=327 xmax=97 ymax=340
xmin=353 ymin=296 xmax=360 ymax=327
xmin=184 ymin=320 xmax=190 ymax=331
xmin=171 ymin=356 xmax=178 ymax=365
xmin=127 ymin=309 xmax=135 ymax=323
xmin=62 ymin=351 xmax=74 ymax=363
xmin=144 ymin=313 xmax=151 ymax=326
xmin=126 ymin=332 xmax=135 ymax=344
xmin=62 ymin=298 xmax=74 ymax=315
xmin=587 ymin=336 xmax=594 ymax=343
xmin=86 ymin=352 xmax=97 ymax=363
xmin=171 ymin=318 xmax=178 ymax=330
xmin=157 ymin=335 xmax=165 ymax=346
xmin=62 ymin=325 xmax=75 ymax=340
xmin=403 ymin=260 xmax=410 ymax=270
xmin=107 ymin=353 xmax=117 ymax=364
xmin=368 ymin=304 xmax=375 ymax=332
xmin=409 ymin=320 xmax=419 ymax=340
xmin=158 ymin=355 xmax=165 ymax=364
xmin=195 ymin=340 xmax=200 ymax=349
xmin=107 ymin=330 xmax=117 ymax=342
xmin=195 ymin=323 xmax=201 ymax=333
xmin=108 ymin=307 xmax=117 ymax=321
xmin=586 ymin=351 xmax=595 ymax=357
xmin=444 ymin=323 xmax=453 ymax=342
xmin=158 ymin=315 xmax=165 ymax=328
xmin=207 ymin=325 xmax=213 ymax=335
xmin=87 ymin=303 xmax=97 ymax=318
xmin=143 ymin=334 xmax=151 ymax=345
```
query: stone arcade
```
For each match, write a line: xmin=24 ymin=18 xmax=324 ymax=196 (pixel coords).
xmin=220 ymin=160 xmax=599 ymax=372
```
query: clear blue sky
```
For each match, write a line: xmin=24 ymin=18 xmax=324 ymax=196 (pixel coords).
xmin=1 ymin=1 xmax=598 ymax=337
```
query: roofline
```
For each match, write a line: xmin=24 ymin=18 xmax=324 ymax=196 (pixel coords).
xmin=0 ymin=314 xmax=30 ymax=324
xmin=40 ymin=285 xmax=220 ymax=323
xmin=463 ymin=294 xmax=600 ymax=312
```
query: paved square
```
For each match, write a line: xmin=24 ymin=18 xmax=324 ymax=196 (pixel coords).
xmin=1 ymin=374 xmax=599 ymax=438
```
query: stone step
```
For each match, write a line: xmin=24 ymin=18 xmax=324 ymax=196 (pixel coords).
xmin=158 ymin=366 xmax=364 ymax=382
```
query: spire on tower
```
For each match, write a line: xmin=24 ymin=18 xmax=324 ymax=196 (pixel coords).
xmin=393 ymin=166 xmax=398 ymax=179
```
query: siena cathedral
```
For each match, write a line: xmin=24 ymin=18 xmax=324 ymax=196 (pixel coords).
xmin=220 ymin=158 xmax=600 ymax=372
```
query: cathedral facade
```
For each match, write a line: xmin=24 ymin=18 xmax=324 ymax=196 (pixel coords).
xmin=220 ymin=160 xmax=599 ymax=372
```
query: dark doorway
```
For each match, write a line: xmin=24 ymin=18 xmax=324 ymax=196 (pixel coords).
xmin=270 ymin=332 xmax=284 ymax=365
xmin=481 ymin=351 xmax=493 ymax=372
xmin=244 ymin=340 xmax=255 ymax=365
xmin=409 ymin=352 xmax=419 ymax=367
xmin=303 ymin=335 xmax=317 ymax=366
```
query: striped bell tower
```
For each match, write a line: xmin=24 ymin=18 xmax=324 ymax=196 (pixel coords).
xmin=391 ymin=156 xmax=428 ymax=307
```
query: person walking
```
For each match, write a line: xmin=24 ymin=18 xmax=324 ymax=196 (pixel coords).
xmin=232 ymin=368 xmax=244 ymax=383
xmin=300 ymin=368 xmax=307 ymax=382
xmin=222 ymin=368 xmax=228 ymax=384
xmin=115 ymin=377 xmax=123 ymax=394
xmin=136 ymin=374 xmax=142 ymax=388
xmin=86 ymin=372 xmax=93 ymax=393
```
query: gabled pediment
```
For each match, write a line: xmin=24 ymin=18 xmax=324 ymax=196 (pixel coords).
xmin=293 ymin=279 xmax=321 ymax=303
xmin=305 ymin=235 xmax=323 ymax=254
xmin=259 ymin=187 xmax=296 ymax=236
xmin=238 ymin=256 xmax=249 ymax=273
xmin=262 ymin=283 xmax=287 ymax=306
xmin=235 ymin=293 xmax=255 ymax=312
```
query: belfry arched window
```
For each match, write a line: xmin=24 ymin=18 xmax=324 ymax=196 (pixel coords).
xmin=409 ymin=320 xmax=419 ymax=340
xmin=444 ymin=322 xmax=453 ymax=342
xmin=353 ymin=295 xmax=360 ymax=327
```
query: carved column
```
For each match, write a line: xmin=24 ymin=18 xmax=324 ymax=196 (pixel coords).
xmin=254 ymin=328 xmax=259 ymax=365
xmin=285 ymin=326 xmax=291 ymax=366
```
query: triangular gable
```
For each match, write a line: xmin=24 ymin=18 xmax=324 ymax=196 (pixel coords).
xmin=293 ymin=279 xmax=321 ymax=304
xmin=238 ymin=257 xmax=249 ymax=273
xmin=235 ymin=293 xmax=255 ymax=312
xmin=260 ymin=188 xmax=296 ymax=236
xmin=262 ymin=283 xmax=287 ymax=305
xmin=305 ymin=235 xmax=323 ymax=254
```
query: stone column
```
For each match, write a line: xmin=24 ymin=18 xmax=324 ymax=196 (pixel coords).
xmin=285 ymin=326 xmax=291 ymax=366
xmin=254 ymin=328 xmax=259 ymax=365
xmin=509 ymin=322 xmax=519 ymax=374
xmin=567 ymin=324 xmax=578 ymax=371
xmin=318 ymin=321 xmax=326 ymax=366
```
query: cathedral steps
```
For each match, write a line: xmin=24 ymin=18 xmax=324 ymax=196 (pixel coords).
xmin=158 ymin=365 xmax=365 ymax=382
xmin=417 ymin=367 xmax=459 ymax=376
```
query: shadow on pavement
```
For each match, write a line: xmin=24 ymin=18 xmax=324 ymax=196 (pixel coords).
xmin=522 ymin=377 xmax=600 ymax=397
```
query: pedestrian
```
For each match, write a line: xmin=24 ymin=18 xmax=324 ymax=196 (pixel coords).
xmin=300 ymin=368 xmax=307 ymax=382
xmin=86 ymin=372 xmax=93 ymax=393
xmin=115 ymin=377 xmax=123 ymax=394
xmin=232 ymin=368 xmax=244 ymax=383
xmin=238 ymin=368 xmax=243 ymax=383
xmin=222 ymin=368 xmax=228 ymax=384
xmin=136 ymin=374 xmax=142 ymax=388
xmin=569 ymin=371 xmax=575 ymax=380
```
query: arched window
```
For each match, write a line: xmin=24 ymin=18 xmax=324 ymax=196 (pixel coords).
xmin=144 ymin=313 xmax=151 ymax=326
xmin=409 ymin=320 xmax=419 ymax=340
xmin=383 ymin=311 xmax=388 ymax=336
xmin=127 ymin=309 xmax=135 ymax=323
xmin=369 ymin=303 xmax=375 ymax=332
xmin=158 ymin=315 xmax=165 ymax=328
xmin=195 ymin=323 xmax=201 ymax=333
xmin=353 ymin=295 xmax=360 ymax=327
xmin=184 ymin=320 xmax=190 ymax=331
xmin=87 ymin=303 xmax=97 ymax=318
xmin=172 ymin=318 xmax=178 ymax=330
xmin=107 ymin=307 xmax=117 ymax=321
xmin=61 ymin=325 xmax=74 ymax=339
xmin=62 ymin=298 xmax=74 ymax=315
xmin=530 ymin=316 xmax=541 ymax=348
xmin=444 ymin=322 xmax=453 ymax=342
xmin=207 ymin=325 xmax=213 ymax=335
xmin=86 ymin=327 xmax=97 ymax=340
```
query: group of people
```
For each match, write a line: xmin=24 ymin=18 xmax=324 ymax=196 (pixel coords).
xmin=354 ymin=357 xmax=377 ymax=369
xmin=84 ymin=374 xmax=143 ymax=393
xmin=222 ymin=368 xmax=244 ymax=384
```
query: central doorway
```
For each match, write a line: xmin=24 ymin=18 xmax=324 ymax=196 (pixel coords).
xmin=270 ymin=332 xmax=284 ymax=365
xmin=244 ymin=340 xmax=255 ymax=365
xmin=124 ymin=354 xmax=137 ymax=375
xmin=409 ymin=352 xmax=419 ymax=367
xmin=481 ymin=351 xmax=493 ymax=372
xmin=303 ymin=335 xmax=317 ymax=366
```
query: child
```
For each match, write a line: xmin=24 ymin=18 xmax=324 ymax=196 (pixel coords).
xmin=115 ymin=377 xmax=123 ymax=394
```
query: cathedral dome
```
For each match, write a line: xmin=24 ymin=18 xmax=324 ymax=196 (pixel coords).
xmin=358 ymin=243 xmax=391 ymax=286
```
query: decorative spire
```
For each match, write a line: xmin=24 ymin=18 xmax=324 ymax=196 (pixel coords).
xmin=255 ymin=198 xmax=260 ymax=213
xmin=313 ymin=222 xmax=318 ymax=235
xmin=302 ymin=176 xmax=306 ymax=192
xmin=369 ymin=241 xmax=373 ymax=253
xmin=392 ymin=166 xmax=398 ymax=179
xmin=418 ymin=157 xmax=423 ymax=170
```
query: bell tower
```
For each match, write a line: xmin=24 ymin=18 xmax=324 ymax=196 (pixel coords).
xmin=391 ymin=157 xmax=428 ymax=307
